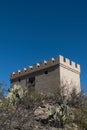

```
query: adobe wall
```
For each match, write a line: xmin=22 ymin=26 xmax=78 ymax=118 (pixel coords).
xmin=10 ymin=55 xmax=81 ymax=94
xmin=10 ymin=57 xmax=59 ymax=93
xmin=35 ymin=65 xmax=60 ymax=94
xmin=58 ymin=55 xmax=81 ymax=93
xmin=10 ymin=65 xmax=60 ymax=94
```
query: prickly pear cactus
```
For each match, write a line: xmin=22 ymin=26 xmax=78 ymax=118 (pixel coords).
xmin=6 ymin=85 xmax=23 ymax=104
xmin=48 ymin=105 xmax=56 ymax=116
xmin=48 ymin=103 xmax=67 ymax=127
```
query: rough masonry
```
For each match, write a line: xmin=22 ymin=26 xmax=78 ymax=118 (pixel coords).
xmin=10 ymin=55 xmax=81 ymax=94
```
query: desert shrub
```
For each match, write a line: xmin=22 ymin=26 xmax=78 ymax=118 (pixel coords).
xmin=0 ymin=82 xmax=87 ymax=130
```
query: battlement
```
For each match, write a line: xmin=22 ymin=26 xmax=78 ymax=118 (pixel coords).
xmin=10 ymin=55 xmax=80 ymax=80
xmin=58 ymin=55 xmax=80 ymax=73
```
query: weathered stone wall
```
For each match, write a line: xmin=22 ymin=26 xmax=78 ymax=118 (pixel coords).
xmin=11 ymin=65 xmax=60 ymax=94
xmin=35 ymin=65 xmax=60 ymax=94
xmin=58 ymin=55 xmax=81 ymax=93
xmin=10 ymin=55 xmax=81 ymax=94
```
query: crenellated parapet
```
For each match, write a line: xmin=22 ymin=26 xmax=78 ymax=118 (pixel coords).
xmin=10 ymin=55 xmax=80 ymax=80
xmin=58 ymin=55 xmax=80 ymax=74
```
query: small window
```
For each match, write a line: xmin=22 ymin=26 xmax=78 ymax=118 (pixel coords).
xmin=28 ymin=77 xmax=35 ymax=87
xmin=30 ymin=80 xmax=33 ymax=84
xmin=45 ymin=71 xmax=48 ymax=74
xmin=18 ymin=79 xmax=21 ymax=82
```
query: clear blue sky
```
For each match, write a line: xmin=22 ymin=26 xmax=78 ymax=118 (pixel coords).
xmin=0 ymin=0 xmax=87 ymax=91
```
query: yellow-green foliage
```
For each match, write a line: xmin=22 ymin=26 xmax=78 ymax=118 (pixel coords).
xmin=0 ymin=99 xmax=3 ymax=106
xmin=73 ymin=107 xmax=87 ymax=129
xmin=6 ymin=84 xmax=23 ymax=103
xmin=47 ymin=103 xmax=67 ymax=127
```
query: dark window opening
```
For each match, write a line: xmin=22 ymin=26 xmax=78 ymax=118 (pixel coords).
xmin=45 ymin=71 xmax=48 ymax=74
xmin=30 ymin=80 xmax=33 ymax=84
xmin=18 ymin=79 xmax=21 ymax=82
xmin=28 ymin=77 xmax=35 ymax=87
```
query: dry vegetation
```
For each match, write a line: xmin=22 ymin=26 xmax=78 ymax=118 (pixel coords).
xmin=0 ymin=83 xmax=87 ymax=130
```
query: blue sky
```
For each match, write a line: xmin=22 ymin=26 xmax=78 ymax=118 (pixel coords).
xmin=0 ymin=0 xmax=87 ymax=91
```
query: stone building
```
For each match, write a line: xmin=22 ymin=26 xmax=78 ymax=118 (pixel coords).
xmin=10 ymin=55 xmax=81 ymax=94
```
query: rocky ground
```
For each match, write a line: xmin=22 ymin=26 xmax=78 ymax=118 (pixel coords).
xmin=0 ymin=102 xmax=80 ymax=130
xmin=0 ymin=85 xmax=87 ymax=130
